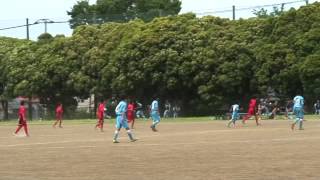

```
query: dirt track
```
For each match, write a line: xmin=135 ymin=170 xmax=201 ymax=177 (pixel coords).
xmin=1 ymin=120 xmax=320 ymax=180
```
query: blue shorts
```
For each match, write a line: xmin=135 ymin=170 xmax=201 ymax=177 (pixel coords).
xmin=232 ymin=112 xmax=239 ymax=121
xmin=293 ymin=107 xmax=304 ymax=120
xmin=151 ymin=111 xmax=160 ymax=123
xmin=116 ymin=115 xmax=129 ymax=129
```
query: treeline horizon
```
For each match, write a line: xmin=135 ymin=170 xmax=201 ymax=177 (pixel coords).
xmin=1 ymin=2 xmax=320 ymax=116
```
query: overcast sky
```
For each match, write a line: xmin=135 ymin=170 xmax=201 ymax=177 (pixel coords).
xmin=0 ymin=0 xmax=316 ymax=40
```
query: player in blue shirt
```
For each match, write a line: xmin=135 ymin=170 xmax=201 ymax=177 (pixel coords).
xmin=291 ymin=94 xmax=304 ymax=130
xmin=112 ymin=96 xmax=137 ymax=143
xmin=227 ymin=103 xmax=240 ymax=128
xmin=150 ymin=98 xmax=161 ymax=132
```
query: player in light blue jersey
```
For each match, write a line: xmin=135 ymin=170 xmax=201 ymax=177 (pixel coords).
xmin=291 ymin=94 xmax=304 ymax=130
xmin=150 ymin=97 xmax=161 ymax=132
xmin=227 ymin=103 xmax=240 ymax=128
xmin=112 ymin=96 xmax=137 ymax=143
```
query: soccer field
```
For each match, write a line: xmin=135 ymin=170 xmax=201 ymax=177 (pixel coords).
xmin=1 ymin=119 xmax=320 ymax=180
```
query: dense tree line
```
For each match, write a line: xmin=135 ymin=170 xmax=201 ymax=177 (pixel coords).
xmin=1 ymin=3 xmax=320 ymax=117
xmin=68 ymin=0 xmax=182 ymax=28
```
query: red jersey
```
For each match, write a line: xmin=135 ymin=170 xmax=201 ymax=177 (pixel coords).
xmin=127 ymin=103 xmax=134 ymax=111
xmin=249 ymin=98 xmax=257 ymax=109
xmin=127 ymin=103 xmax=135 ymax=122
xmin=56 ymin=105 xmax=63 ymax=114
xmin=19 ymin=105 xmax=26 ymax=121
xmin=97 ymin=103 xmax=105 ymax=119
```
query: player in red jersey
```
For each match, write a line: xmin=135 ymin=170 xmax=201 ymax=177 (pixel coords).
xmin=242 ymin=97 xmax=260 ymax=126
xmin=95 ymin=100 xmax=105 ymax=132
xmin=127 ymin=100 xmax=136 ymax=129
xmin=14 ymin=101 xmax=29 ymax=137
xmin=53 ymin=103 xmax=63 ymax=128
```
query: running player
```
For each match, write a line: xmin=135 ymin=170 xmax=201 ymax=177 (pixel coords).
xmin=227 ymin=103 xmax=240 ymax=128
xmin=95 ymin=100 xmax=105 ymax=132
xmin=285 ymin=99 xmax=294 ymax=120
xmin=242 ymin=97 xmax=260 ymax=126
xmin=112 ymin=96 xmax=137 ymax=143
xmin=53 ymin=103 xmax=63 ymax=128
xmin=291 ymin=94 xmax=304 ymax=131
xmin=13 ymin=101 xmax=29 ymax=137
xmin=150 ymin=97 xmax=161 ymax=132
xmin=127 ymin=100 xmax=136 ymax=129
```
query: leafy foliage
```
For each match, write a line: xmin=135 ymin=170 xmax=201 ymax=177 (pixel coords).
xmin=2 ymin=2 xmax=320 ymax=115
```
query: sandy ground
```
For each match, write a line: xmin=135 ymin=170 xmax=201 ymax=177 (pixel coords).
xmin=0 ymin=119 xmax=320 ymax=180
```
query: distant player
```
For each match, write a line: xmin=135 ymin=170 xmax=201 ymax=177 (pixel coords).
xmin=227 ymin=103 xmax=240 ymax=128
xmin=291 ymin=94 xmax=304 ymax=131
xmin=112 ymin=96 xmax=137 ymax=143
xmin=242 ymin=97 xmax=260 ymax=126
xmin=285 ymin=100 xmax=294 ymax=120
xmin=95 ymin=100 xmax=105 ymax=132
xmin=13 ymin=101 xmax=29 ymax=137
xmin=127 ymin=100 xmax=136 ymax=129
xmin=150 ymin=97 xmax=161 ymax=132
xmin=53 ymin=103 xmax=63 ymax=128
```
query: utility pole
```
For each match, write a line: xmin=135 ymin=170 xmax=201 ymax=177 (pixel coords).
xmin=232 ymin=5 xmax=236 ymax=20
xmin=26 ymin=18 xmax=33 ymax=120
xmin=26 ymin=18 xmax=29 ymax=40
xmin=44 ymin=21 xmax=48 ymax=33
xmin=281 ymin=3 xmax=285 ymax=12
xmin=35 ymin=19 xmax=54 ymax=34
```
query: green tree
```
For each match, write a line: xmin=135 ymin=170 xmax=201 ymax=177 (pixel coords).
xmin=68 ymin=0 xmax=181 ymax=28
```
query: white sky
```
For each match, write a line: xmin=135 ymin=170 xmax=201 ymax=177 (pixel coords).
xmin=0 ymin=0 xmax=316 ymax=40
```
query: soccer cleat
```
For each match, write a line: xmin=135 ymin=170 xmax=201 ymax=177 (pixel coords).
xmin=113 ymin=140 xmax=120 ymax=143
xmin=152 ymin=127 xmax=158 ymax=132
xmin=130 ymin=139 xmax=138 ymax=142
xmin=291 ymin=124 xmax=295 ymax=131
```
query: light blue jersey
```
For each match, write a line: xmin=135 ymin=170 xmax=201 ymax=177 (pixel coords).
xmin=293 ymin=96 xmax=304 ymax=109
xmin=115 ymin=100 xmax=129 ymax=129
xmin=293 ymin=95 xmax=304 ymax=123
xmin=231 ymin=104 xmax=239 ymax=121
xmin=151 ymin=100 xmax=159 ymax=112
xmin=151 ymin=100 xmax=160 ymax=124
xmin=115 ymin=101 xmax=127 ymax=115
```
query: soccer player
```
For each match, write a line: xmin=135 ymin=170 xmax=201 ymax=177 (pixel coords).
xmin=227 ymin=103 xmax=240 ymax=128
xmin=127 ymin=100 xmax=136 ymax=129
xmin=242 ymin=97 xmax=260 ymax=126
xmin=13 ymin=101 xmax=29 ymax=137
xmin=53 ymin=103 xmax=63 ymax=128
xmin=95 ymin=100 xmax=105 ymax=132
xmin=150 ymin=97 xmax=161 ymax=132
xmin=112 ymin=96 xmax=137 ymax=143
xmin=291 ymin=94 xmax=304 ymax=131
xmin=285 ymin=100 xmax=294 ymax=120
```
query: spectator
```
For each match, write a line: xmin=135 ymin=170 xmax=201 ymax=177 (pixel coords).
xmin=173 ymin=104 xmax=180 ymax=118
xmin=163 ymin=100 xmax=171 ymax=118
xmin=314 ymin=100 xmax=320 ymax=115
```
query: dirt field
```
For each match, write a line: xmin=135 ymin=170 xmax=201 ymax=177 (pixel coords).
xmin=1 ymin=119 xmax=320 ymax=180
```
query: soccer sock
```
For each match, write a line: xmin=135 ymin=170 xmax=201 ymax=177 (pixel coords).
xmin=299 ymin=120 xmax=303 ymax=129
xmin=24 ymin=124 xmax=29 ymax=136
xmin=227 ymin=120 xmax=232 ymax=127
xmin=15 ymin=125 xmax=22 ymax=134
xmin=153 ymin=121 xmax=159 ymax=127
xmin=113 ymin=130 xmax=119 ymax=141
xmin=127 ymin=130 xmax=134 ymax=140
